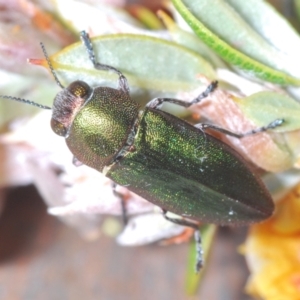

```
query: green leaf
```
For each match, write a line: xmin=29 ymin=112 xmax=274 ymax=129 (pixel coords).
xmin=294 ymin=0 xmax=300 ymax=22
xmin=185 ymin=225 xmax=217 ymax=296
xmin=226 ymin=0 xmax=300 ymax=59
xmin=128 ymin=5 xmax=163 ymax=30
xmin=172 ymin=0 xmax=300 ymax=85
xmin=158 ymin=10 xmax=227 ymax=68
xmin=233 ymin=92 xmax=300 ymax=132
xmin=50 ymin=34 xmax=216 ymax=106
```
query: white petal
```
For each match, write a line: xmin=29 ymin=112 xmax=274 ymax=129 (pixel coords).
xmin=117 ymin=213 xmax=185 ymax=246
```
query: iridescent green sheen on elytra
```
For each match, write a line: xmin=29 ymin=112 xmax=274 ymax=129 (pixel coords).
xmin=106 ymin=108 xmax=273 ymax=225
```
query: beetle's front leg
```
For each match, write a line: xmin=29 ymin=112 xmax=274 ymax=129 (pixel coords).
xmin=162 ymin=210 xmax=203 ymax=272
xmin=80 ymin=31 xmax=130 ymax=95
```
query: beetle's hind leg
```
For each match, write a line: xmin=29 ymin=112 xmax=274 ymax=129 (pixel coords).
xmin=162 ymin=210 xmax=203 ymax=272
xmin=196 ymin=118 xmax=284 ymax=138
xmin=80 ymin=31 xmax=129 ymax=94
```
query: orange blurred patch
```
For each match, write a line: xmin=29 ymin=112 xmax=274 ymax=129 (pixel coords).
xmin=244 ymin=183 xmax=300 ymax=299
xmin=160 ymin=227 xmax=194 ymax=245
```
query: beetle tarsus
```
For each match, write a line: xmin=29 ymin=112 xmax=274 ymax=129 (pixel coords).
xmin=190 ymin=80 xmax=218 ymax=105
xmin=196 ymin=117 xmax=284 ymax=139
xmin=238 ymin=118 xmax=284 ymax=137
xmin=266 ymin=118 xmax=284 ymax=129
xmin=194 ymin=229 xmax=204 ymax=272
xmin=162 ymin=210 xmax=203 ymax=272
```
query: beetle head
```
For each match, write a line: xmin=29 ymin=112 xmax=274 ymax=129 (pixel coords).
xmin=51 ymin=80 xmax=92 ymax=138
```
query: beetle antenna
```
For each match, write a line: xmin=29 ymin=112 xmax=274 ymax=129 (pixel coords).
xmin=0 ymin=95 xmax=51 ymax=110
xmin=0 ymin=42 xmax=62 ymax=110
xmin=40 ymin=42 xmax=64 ymax=89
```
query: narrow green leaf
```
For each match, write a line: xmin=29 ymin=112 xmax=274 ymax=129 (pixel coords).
xmin=225 ymin=0 xmax=300 ymax=59
xmin=172 ymin=0 xmax=300 ymax=85
xmin=185 ymin=225 xmax=217 ymax=296
xmin=158 ymin=10 xmax=227 ymax=68
xmin=234 ymin=92 xmax=300 ymax=132
xmin=294 ymin=0 xmax=300 ymax=22
xmin=128 ymin=5 xmax=163 ymax=30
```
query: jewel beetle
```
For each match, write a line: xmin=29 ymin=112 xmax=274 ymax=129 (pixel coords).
xmin=1 ymin=31 xmax=283 ymax=271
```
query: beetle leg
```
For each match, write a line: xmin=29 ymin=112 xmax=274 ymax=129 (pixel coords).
xmin=112 ymin=183 xmax=128 ymax=225
xmin=147 ymin=81 xmax=218 ymax=109
xmin=146 ymin=78 xmax=283 ymax=137
xmin=195 ymin=118 xmax=284 ymax=138
xmin=80 ymin=31 xmax=130 ymax=95
xmin=162 ymin=210 xmax=203 ymax=272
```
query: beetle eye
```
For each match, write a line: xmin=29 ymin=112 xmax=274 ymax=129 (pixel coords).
xmin=68 ymin=81 xmax=91 ymax=98
xmin=51 ymin=118 xmax=67 ymax=137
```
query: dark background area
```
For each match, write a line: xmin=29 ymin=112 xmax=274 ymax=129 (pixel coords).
xmin=0 ymin=185 xmax=252 ymax=300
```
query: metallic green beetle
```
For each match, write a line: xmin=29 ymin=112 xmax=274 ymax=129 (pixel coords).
xmin=56 ymin=31 xmax=281 ymax=223
xmin=1 ymin=31 xmax=283 ymax=271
